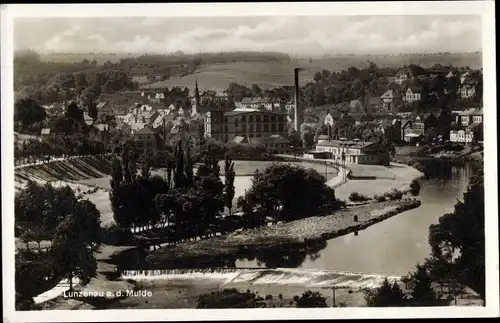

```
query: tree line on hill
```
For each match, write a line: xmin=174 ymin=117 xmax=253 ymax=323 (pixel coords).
xmin=14 ymin=49 xmax=291 ymax=105
xmin=15 ymin=51 xmax=138 ymax=105
xmin=223 ymin=62 xmax=481 ymax=117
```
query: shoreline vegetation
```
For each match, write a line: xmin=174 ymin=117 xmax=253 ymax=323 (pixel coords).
xmin=143 ymin=200 xmax=421 ymax=269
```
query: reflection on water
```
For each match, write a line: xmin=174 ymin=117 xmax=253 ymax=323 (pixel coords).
xmin=236 ymin=163 xmax=475 ymax=276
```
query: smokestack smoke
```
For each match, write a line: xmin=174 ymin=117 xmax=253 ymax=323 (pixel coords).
xmin=294 ymin=68 xmax=302 ymax=132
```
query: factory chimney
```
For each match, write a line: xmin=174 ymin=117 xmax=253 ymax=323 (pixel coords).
xmin=294 ymin=68 xmax=303 ymax=132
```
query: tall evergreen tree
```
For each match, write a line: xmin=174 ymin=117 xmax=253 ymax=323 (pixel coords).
xmin=87 ymin=99 xmax=98 ymax=121
xmin=364 ymin=278 xmax=406 ymax=307
xmin=410 ymin=264 xmax=440 ymax=306
xmin=224 ymin=154 xmax=236 ymax=216
xmin=173 ymin=140 xmax=185 ymax=189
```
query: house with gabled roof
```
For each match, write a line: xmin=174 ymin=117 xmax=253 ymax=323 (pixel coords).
xmin=83 ymin=112 xmax=94 ymax=125
xmin=133 ymin=126 xmax=158 ymax=148
xmin=349 ymin=99 xmax=363 ymax=114
xmin=395 ymin=70 xmax=411 ymax=85
xmin=249 ymin=134 xmax=290 ymax=152
xmin=460 ymin=82 xmax=477 ymax=99
xmin=460 ymin=72 xmax=470 ymax=85
xmin=365 ymin=96 xmax=382 ymax=114
xmin=403 ymin=86 xmax=422 ymax=103
xmin=380 ymin=89 xmax=401 ymax=111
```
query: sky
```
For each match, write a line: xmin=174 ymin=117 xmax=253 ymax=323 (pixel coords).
xmin=14 ymin=15 xmax=482 ymax=56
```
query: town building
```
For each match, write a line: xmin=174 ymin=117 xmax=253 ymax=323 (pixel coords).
xmin=132 ymin=126 xmax=158 ymax=149
xmin=395 ymin=71 xmax=411 ymax=85
xmin=240 ymin=97 xmax=281 ymax=112
xmin=83 ymin=112 xmax=94 ymax=126
xmin=450 ymin=129 xmax=475 ymax=144
xmin=402 ymin=113 xmax=439 ymax=143
xmin=40 ymin=128 xmax=51 ymax=138
xmin=365 ymin=96 xmax=382 ymax=114
xmin=460 ymin=82 xmax=476 ymax=99
xmin=204 ymin=107 xmax=288 ymax=143
xmin=450 ymin=108 xmax=483 ymax=144
xmin=249 ymin=135 xmax=290 ymax=152
xmin=349 ymin=100 xmax=364 ymax=114
xmin=446 ymin=71 xmax=456 ymax=79
xmin=314 ymin=139 xmax=390 ymax=165
xmin=457 ymin=108 xmax=483 ymax=126
xmin=403 ymin=87 xmax=422 ymax=103
xmin=460 ymin=72 xmax=470 ymax=85
xmin=323 ymin=111 xmax=339 ymax=126
xmin=380 ymin=89 xmax=401 ymax=112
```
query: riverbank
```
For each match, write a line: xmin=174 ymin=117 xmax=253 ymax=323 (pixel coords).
xmin=334 ymin=163 xmax=424 ymax=201
xmin=146 ymin=200 xmax=421 ymax=268
xmin=393 ymin=144 xmax=483 ymax=173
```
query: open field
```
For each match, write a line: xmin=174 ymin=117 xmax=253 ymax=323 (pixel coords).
xmin=38 ymin=52 xmax=136 ymax=64
xmin=141 ymin=53 xmax=482 ymax=91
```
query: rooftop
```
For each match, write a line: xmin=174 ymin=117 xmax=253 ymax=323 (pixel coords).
xmin=249 ymin=135 xmax=290 ymax=145
xmin=316 ymin=139 xmax=375 ymax=149
xmin=232 ymin=136 xmax=249 ymax=144
xmin=134 ymin=126 xmax=156 ymax=135
xmin=459 ymin=108 xmax=483 ymax=116
xmin=224 ymin=110 xmax=287 ymax=117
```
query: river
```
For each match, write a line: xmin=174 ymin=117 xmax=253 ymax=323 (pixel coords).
xmin=236 ymin=163 xmax=476 ymax=276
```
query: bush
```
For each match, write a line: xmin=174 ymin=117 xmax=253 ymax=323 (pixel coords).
xmin=364 ymin=278 xmax=406 ymax=307
xmin=384 ymin=189 xmax=403 ymax=201
xmin=409 ymin=179 xmax=421 ymax=196
xmin=292 ymin=290 xmax=328 ymax=308
xmin=374 ymin=195 xmax=387 ymax=202
xmin=348 ymin=192 xmax=370 ymax=202
xmin=101 ymin=224 xmax=135 ymax=245
xmin=196 ymin=289 xmax=267 ymax=308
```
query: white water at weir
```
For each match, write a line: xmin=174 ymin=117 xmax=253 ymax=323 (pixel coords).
xmin=121 ymin=268 xmax=400 ymax=290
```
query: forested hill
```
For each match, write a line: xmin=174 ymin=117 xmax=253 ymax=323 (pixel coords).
xmin=14 ymin=50 xmax=292 ymax=103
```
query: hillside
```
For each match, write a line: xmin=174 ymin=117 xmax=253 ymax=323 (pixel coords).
xmin=141 ymin=53 xmax=483 ymax=91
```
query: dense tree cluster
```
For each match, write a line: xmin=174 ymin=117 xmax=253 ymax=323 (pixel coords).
xmin=15 ymin=181 xmax=102 ymax=306
xmin=109 ymin=141 xmax=230 ymax=243
xmin=237 ymin=164 xmax=341 ymax=224
xmin=14 ymin=98 xmax=47 ymax=134
xmin=14 ymin=100 xmax=119 ymax=165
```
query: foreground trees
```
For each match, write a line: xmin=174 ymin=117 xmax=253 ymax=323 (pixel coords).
xmin=15 ymin=181 xmax=102 ymax=306
xmin=109 ymin=141 xmax=226 ymax=241
xmin=428 ymin=167 xmax=485 ymax=299
xmin=196 ymin=289 xmax=328 ymax=308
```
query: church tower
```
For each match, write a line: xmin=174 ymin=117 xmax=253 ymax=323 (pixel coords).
xmin=195 ymin=78 xmax=201 ymax=107
xmin=192 ymin=78 xmax=201 ymax=117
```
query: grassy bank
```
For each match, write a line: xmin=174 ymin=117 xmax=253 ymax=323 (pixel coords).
xmin=145 ymin=200 xmax=421 ymax=268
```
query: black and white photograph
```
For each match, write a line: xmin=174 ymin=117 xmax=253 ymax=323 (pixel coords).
xmin=1 ymin=2 xmax=498 ymax=321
